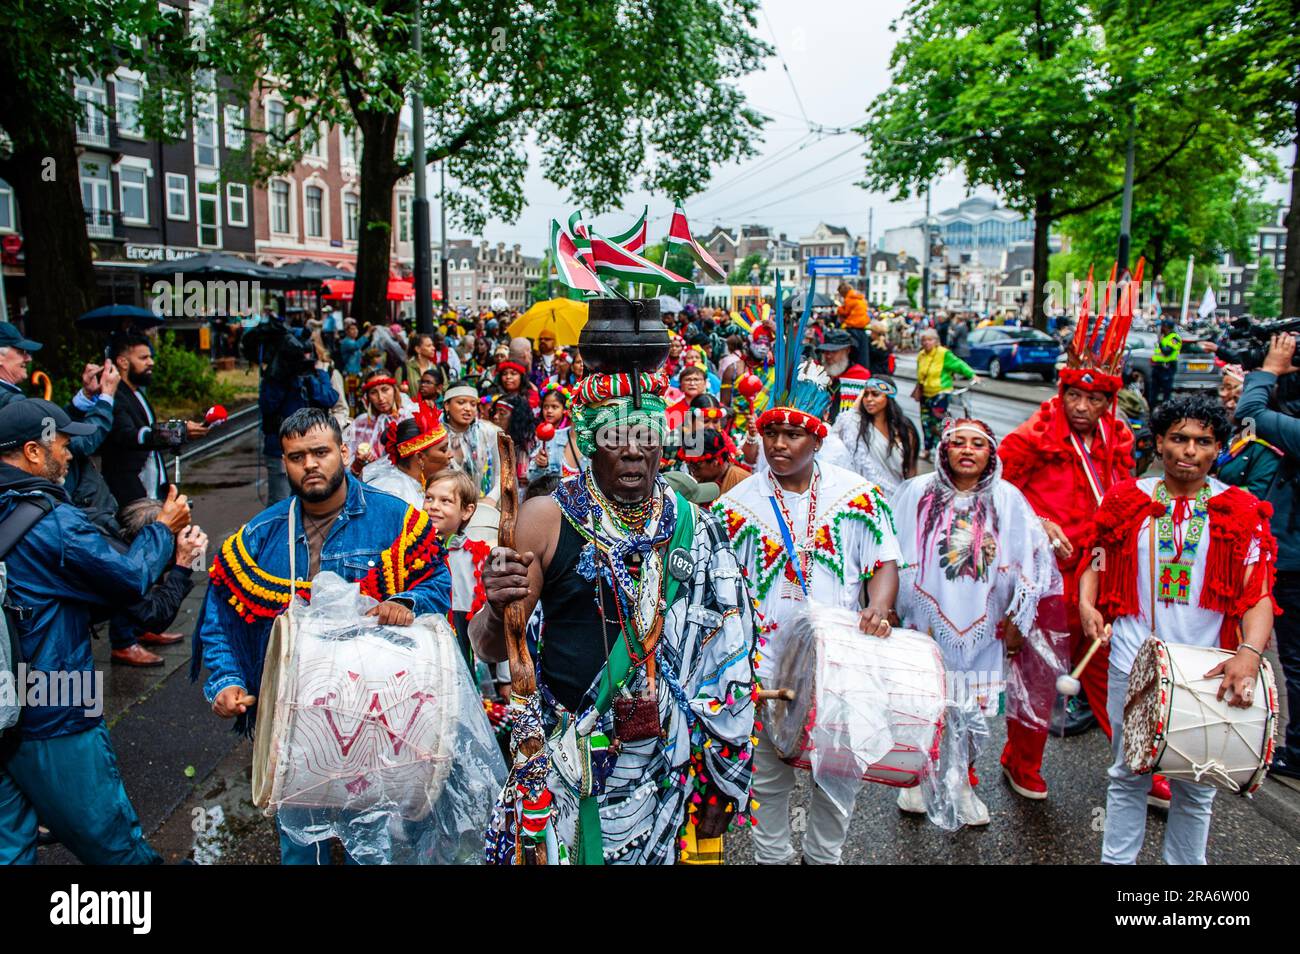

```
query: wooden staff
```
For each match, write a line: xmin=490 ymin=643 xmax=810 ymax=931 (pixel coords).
xmin=496 ymin=432 xmax=547 ymax=865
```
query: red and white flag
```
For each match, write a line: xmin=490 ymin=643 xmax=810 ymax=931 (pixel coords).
xmin=549 ymin=218 xmax=607 ymax=296
xmin=589 ymin=231 xmax=693 ymax=290
xmin=666 ymin=204 xmax=726 ymax=281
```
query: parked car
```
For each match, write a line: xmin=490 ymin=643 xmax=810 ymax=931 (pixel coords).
xmin=1052 ymin=330 xmax=1221 ymax=394
xmin=963 ymin=326 xmax=1062 ymax=382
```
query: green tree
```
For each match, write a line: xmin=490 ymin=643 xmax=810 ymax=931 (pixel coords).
xmin=208 ymin=0 xmax=770 ymax=332
xmin=858 ymin=0 xmax=1240 ymax=329
xmin=0 ymin=1 xmax=199 ymax=379
xmin=906 ymin=275 xmax=921 ymax=309
xmin=1250 ymin=257 xmax=1282 ymax=318
xmin=1180 ymin=0 xmax=1300 ymax=315
xmin=1057 ymin=151 xmax=1275 ymax=281
xmin=727 ymin=253 xmax=769 ymax=285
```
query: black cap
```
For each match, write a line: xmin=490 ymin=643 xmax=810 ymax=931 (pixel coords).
xmin=0 ymin=399 xmax=97 ymax=451
xmin=817 ymin=329 xmax=854 ymax=352
xmin=0 ymin=324 xmax=42 ymax=352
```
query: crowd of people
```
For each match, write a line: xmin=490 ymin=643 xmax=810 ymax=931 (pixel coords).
xmin=0 ymin=279 xmax=1295 ymax=867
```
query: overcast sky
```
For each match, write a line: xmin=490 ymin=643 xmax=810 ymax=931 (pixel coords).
xmin=439 ymin=0 xmax=1292 ymax=254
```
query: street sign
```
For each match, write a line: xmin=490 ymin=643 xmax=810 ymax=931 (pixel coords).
xmin=806 ymin=256 xmax=861 ymax=276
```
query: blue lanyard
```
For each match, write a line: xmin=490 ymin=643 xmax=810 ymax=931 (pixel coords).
xmin=768 ymin=495 xmax=809 ymax=595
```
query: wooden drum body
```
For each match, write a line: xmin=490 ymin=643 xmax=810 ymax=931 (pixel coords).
xmin=1123 ymin=637 xmax=1277 ymax=795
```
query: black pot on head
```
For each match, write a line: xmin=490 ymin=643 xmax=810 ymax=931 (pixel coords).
xmin=579 ymin=298 xmax=670 ymax=379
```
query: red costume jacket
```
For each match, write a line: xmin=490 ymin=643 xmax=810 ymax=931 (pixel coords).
xmin=1080 ymin=479 xmax=1278 ymax=648
xmin=999 ymin=396 xmax=1135 ymax=584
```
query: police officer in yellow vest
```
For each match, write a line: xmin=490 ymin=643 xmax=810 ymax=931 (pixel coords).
xmin=1150 ymin=317 xmax=1181 ymax=406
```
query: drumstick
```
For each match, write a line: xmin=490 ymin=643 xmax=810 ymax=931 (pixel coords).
xmin=1056 ymin=625 xmax=1109 ymax=696
xmin=756 ymin=688 xmax=795 ymax=702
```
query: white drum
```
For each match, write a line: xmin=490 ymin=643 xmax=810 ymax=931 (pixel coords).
xmin=252 ymin=609 xmax=463 ymax=819
xmin=1123 ymin=637 xmax=1278 ymax=795
xmin=767 ymin=610 xmax=947 ymax=788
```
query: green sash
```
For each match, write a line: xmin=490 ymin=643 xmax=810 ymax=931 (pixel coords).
xmin=575 ymin=492 xmax=695 ymax=865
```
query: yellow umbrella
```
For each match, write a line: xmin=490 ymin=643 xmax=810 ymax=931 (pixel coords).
xmin=507 ymin=298 xmax=589 ymax=348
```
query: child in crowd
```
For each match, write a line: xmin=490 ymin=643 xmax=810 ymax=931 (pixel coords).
xmin=423 ymin=470 xmax=493 ymax=675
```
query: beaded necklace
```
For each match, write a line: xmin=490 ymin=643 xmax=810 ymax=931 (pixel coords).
xmin=768 ymin=463 xmax=820 ymax=598
xmin=1153 ymin=481 xmax=1211 ymax=605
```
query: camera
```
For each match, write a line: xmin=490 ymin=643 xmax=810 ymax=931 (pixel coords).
xmin=155 ymin=419 xmax=188 ymax=449
xmin=1215 ymin=316 xmax=1300 ymax=371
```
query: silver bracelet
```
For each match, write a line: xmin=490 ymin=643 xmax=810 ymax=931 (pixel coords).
xmin=1237 ymin=643 xmax=1264 ymax=659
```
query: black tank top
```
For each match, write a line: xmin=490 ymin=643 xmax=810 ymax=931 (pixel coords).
xmin=540 ymin=517 xmax=620 ymax=712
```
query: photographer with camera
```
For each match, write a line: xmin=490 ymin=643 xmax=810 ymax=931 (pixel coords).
xmin=1234 ymin=331 xmax=1300 ymax=782
xmin=100 ymin=333 xmax=208 ymax=508
xmin=257 ymin=328 xmax=339 ymax=504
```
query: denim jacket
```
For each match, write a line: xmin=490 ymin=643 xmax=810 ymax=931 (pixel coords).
xmin=191 ymin=475 xmax=451 ymax=711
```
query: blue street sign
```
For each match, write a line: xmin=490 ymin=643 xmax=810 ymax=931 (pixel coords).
xmin=806 ymin=256 xmax=861 ymax=276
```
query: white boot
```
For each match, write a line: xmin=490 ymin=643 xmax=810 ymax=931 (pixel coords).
xmin=896 ymin=784 xmax=926 ymax=814
xmin=958 ymin=784 xmax=990 ymax=827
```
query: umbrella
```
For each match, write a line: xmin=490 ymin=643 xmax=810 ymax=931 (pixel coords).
xmin=783 ymin=290 xmax=835 ymax=310
xmin=322 ymin=278 xmax=441 ymax=302
xmin=273 ymin=261 xmax=353 ymax=285
xmin=140 ymin=252 xmax=287 ymax=285
xmin=657 ymin=294 xmax=683 ymax=314
xmin=507 ymin=298 xmax=589 ymax=347
xmin=77 ymin=304 xmax=163 ymax=332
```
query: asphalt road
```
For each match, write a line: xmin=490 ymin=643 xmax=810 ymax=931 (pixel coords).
xmin=39 ymin=398 xmax=1300 ymax=865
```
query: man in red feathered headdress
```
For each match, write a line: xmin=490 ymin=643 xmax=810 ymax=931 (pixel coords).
xmin=1077 ymin=394 xmax=1277 ymax=864
xmin=997 ymin=265 xmax=1150 ymax=802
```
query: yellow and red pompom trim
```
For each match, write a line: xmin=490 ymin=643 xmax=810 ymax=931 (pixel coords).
xmin=756 ymin=406 xmax=828 ymax=439
xmin=358 ymin=506 xmax=447 ymax=602
xmin=209 ymin=529 xmax=311 ymax=624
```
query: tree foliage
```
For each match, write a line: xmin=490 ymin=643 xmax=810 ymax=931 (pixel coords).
xmin=727 ymin=252 xmax=770 ymax=285
xmin=1250 ymin=257 xmax=1282 ymax=318
xmin=207 ymin=0 xmax=771 ymax=328
xmin=856 ymin=0 xmax=1274 ymax=328
xmin=0 ymin=0 xmax=201 ymax=378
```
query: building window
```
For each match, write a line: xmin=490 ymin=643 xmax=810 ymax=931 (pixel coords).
xmin=226 ymin=183 xmax=248 ymax=227
xmin=340 ymin=130 xmax=359 ymax=166
xmin=304 ymin=124 xmax=326 ymax=162
xmin=114 ymin=76 xmax=143 ymax=137
xmin=343 ymin=192 xmax=359 ymax=241
xmin=397 ymin=194 xmax=411 ymax=243
xmin=118 ymin=164 xmax=149 ymax=225
xmin=305 ymin=185 xmax=323 ymax=238
xmin=79 ymin=158 xmax=113 ymax=238
xmin=270 ymin=179 xmax=290 ymax=234
xmin=75 ymin=77 xmax=109 ymax=144
xmin=165 ymin=173 xmax=189 ymax=220
xmin=223 ymin=105 xmax=245 ymax=149
xmin=266 ymin=100 xmax=286 ymax=141
xmin=1263 ymin=234 xmax=1276 ymax=250
xmin=195 ymin=91 xmax=218 ymax=168
xmin=197 ymin=180 xmax=221 ymax=247
xmin=0 ymin=180 xmax=14 ymax=232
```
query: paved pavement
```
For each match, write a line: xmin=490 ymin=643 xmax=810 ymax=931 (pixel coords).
xmin=37 ymin=408 xmax=1300 ymax=865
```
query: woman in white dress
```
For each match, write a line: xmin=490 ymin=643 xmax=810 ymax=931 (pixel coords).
xmin=826 ymin=377 xmax=918 ymax=496
xmin=890 ymin=418 xmax=1069 ymax=824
